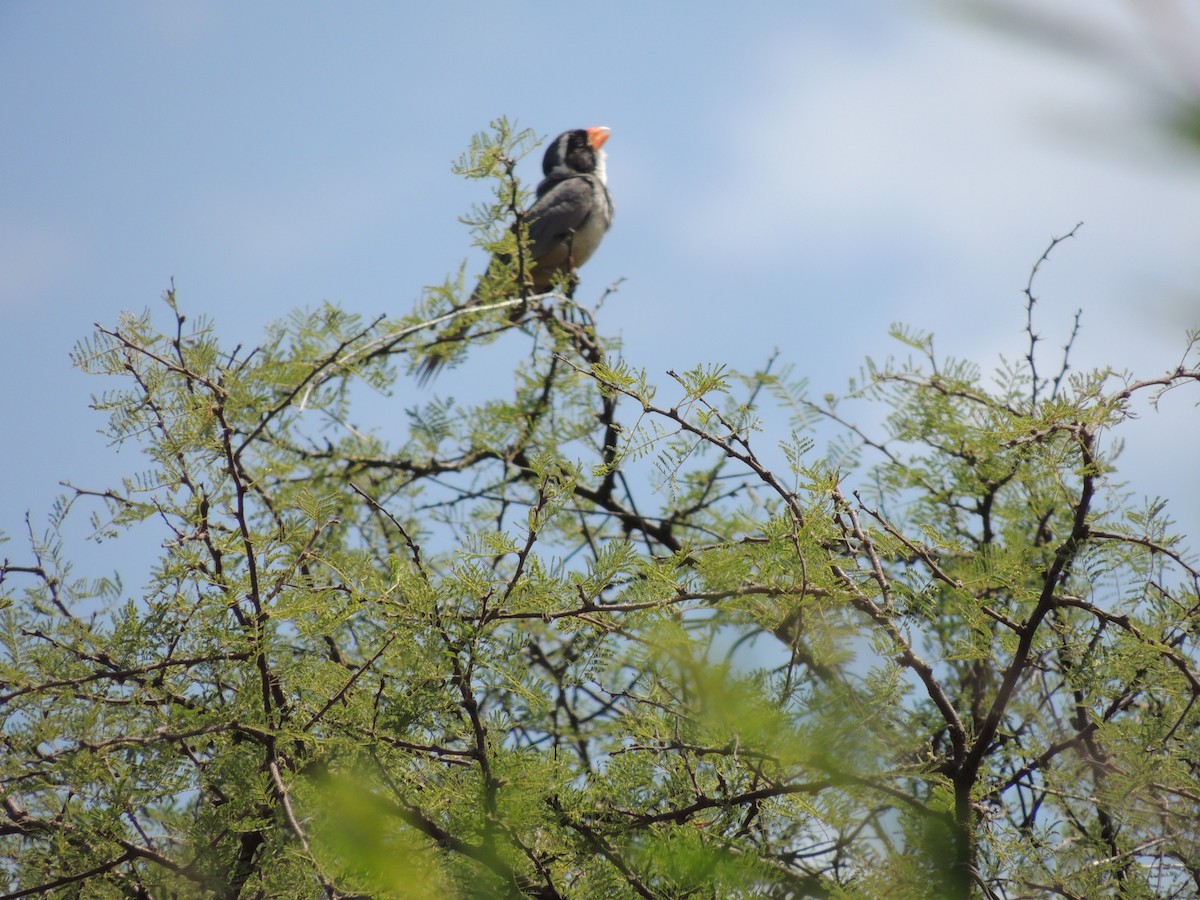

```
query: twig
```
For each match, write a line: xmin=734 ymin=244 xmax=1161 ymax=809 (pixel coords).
xmin=1023 ymin=222 xmax=1083 ymax=406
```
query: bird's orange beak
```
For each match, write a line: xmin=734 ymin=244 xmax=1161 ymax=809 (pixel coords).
xmin=587 ymin=126 xmax=611 ymax=150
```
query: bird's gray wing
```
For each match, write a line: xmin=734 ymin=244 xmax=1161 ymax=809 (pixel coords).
xmin=524 ymin=176 xmax=596 ymax=261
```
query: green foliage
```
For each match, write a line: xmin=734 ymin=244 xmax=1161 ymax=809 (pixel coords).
xmin=3 ymin=122 xmax=1200 ymax=898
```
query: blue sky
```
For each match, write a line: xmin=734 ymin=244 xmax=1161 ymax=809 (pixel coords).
xmin=3 ymin=2 xmax=1199 ymax=574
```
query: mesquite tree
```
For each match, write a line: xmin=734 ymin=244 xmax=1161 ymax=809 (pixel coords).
xmin=3 ymin=123 xmax=1199 ymax=898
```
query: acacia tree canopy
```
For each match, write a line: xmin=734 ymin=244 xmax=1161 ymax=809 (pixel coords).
xmin=3 ymin=122 xmax=1200 ymax=899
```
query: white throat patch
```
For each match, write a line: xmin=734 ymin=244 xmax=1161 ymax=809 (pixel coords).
xmin=593 ymin=148 xmax=607 ymax=185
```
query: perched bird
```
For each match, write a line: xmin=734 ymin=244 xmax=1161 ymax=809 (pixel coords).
xmin=418 ymin=126 xmax=614 ymax=383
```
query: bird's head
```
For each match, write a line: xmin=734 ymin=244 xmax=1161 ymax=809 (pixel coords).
xmin=543 ymin=126 xmax=610 ymax=182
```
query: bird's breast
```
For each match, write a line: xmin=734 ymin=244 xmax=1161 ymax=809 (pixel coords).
xmin=567 ymin=192 xmax=612 ymax=266
xmin=527 ymin=176 xmax=613 ymax=287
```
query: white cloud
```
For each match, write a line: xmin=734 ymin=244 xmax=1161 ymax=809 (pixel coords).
xmin=687 ymin=15 xmax=1198 ymax=262
xmin=669 ymin=11 xmax=1199 ymax=367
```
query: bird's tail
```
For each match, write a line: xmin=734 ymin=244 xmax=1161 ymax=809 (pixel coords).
xmin=416 ymin=342 xmax=455 ymax=386
xmin=415 ymin=287 xmax=480 ymax=386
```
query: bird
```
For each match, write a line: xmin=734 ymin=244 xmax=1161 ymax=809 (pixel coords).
xmin=417 ymin=126 xmax=614 ymax=384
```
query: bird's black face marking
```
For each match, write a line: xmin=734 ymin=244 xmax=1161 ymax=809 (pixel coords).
xmin=543 ymin=129 xmax=597 ymax=176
